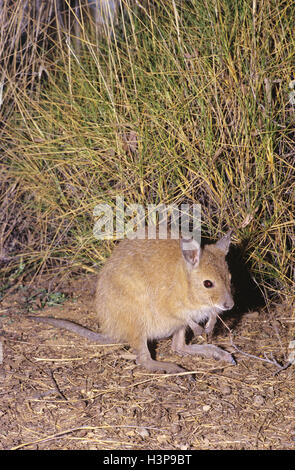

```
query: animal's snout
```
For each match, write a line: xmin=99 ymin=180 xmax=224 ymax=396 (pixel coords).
xmin=223 ymin=298 xmax=234 ymax=311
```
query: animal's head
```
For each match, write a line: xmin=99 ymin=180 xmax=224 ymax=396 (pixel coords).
xmin=181 ymin=231 xmax=234 ymax=312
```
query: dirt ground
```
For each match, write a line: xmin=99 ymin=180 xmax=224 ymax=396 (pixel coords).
xmin=0 ymin=274 xmax=294 ymax=450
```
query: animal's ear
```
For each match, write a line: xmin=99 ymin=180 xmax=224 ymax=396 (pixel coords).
xmin=215 ymin=230 xmax=232 ymax=254
xmin=180 ymin=238 xmax=201 ymax=268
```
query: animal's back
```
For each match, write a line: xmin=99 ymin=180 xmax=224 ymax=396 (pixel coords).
xmin=95 ymin=238 xmax=189 ymax=344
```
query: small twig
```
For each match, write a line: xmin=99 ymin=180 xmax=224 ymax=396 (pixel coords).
xmin=216 ymin=314 xmax=291 ymax=375
xmin=273 ymin=361 xmax=293 ymax=375
xmin=49 ymin=369 xmax=68 ymax=401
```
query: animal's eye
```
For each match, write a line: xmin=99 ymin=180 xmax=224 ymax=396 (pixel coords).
xmin=203 ymin=280 xmax=213 ymax=288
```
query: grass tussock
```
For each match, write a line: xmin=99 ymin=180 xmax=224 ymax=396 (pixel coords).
xmin=0 ymin=0 xmax=294 ymax=306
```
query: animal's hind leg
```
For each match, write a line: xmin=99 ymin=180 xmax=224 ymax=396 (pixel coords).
xmin=134 ymin=339 xmax=185 ymax=374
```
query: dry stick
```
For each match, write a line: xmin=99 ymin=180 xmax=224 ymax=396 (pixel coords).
xmin=49 ymin=369 xmax=68 ymax=401
xmin=216 ymin=314 xmax=292 ymax=375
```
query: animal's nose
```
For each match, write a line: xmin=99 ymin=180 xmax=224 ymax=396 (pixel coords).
xmin=223 ymin=298 xmax=234 ymax=310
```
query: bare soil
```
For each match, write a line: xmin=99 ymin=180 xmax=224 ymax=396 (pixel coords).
xmin=0 ymin=274 xmax=294 ymax=450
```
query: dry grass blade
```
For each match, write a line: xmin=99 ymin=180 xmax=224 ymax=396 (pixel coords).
xmin=0 ymin=0 xmax=294 ymax=308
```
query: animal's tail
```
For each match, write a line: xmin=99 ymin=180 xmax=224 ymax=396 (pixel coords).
xmin=27 ymin=316 xmax=123 ymax=345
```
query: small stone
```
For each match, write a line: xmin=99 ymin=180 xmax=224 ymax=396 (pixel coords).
xmin=253 ymin=394 xmax=264 ymax=406
xmin=220 ymin=384 xmax=232 ymax=395
xmin=267 ymin=386 xmax=275 ymax=398
xmin=202 ymin=405 xmax=211 ymax=412
xmin=171 ymin=424 xmax=182 ymax=433
xmin=137 ymin=428 xmax=150 ymax=438
xmin=180 ymin=444 xmax=189 ymax=450
xmin=157 ymin=434 xmax=169 ymax=443
xmin=202 ymin=437 xmax=210 ymax=446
